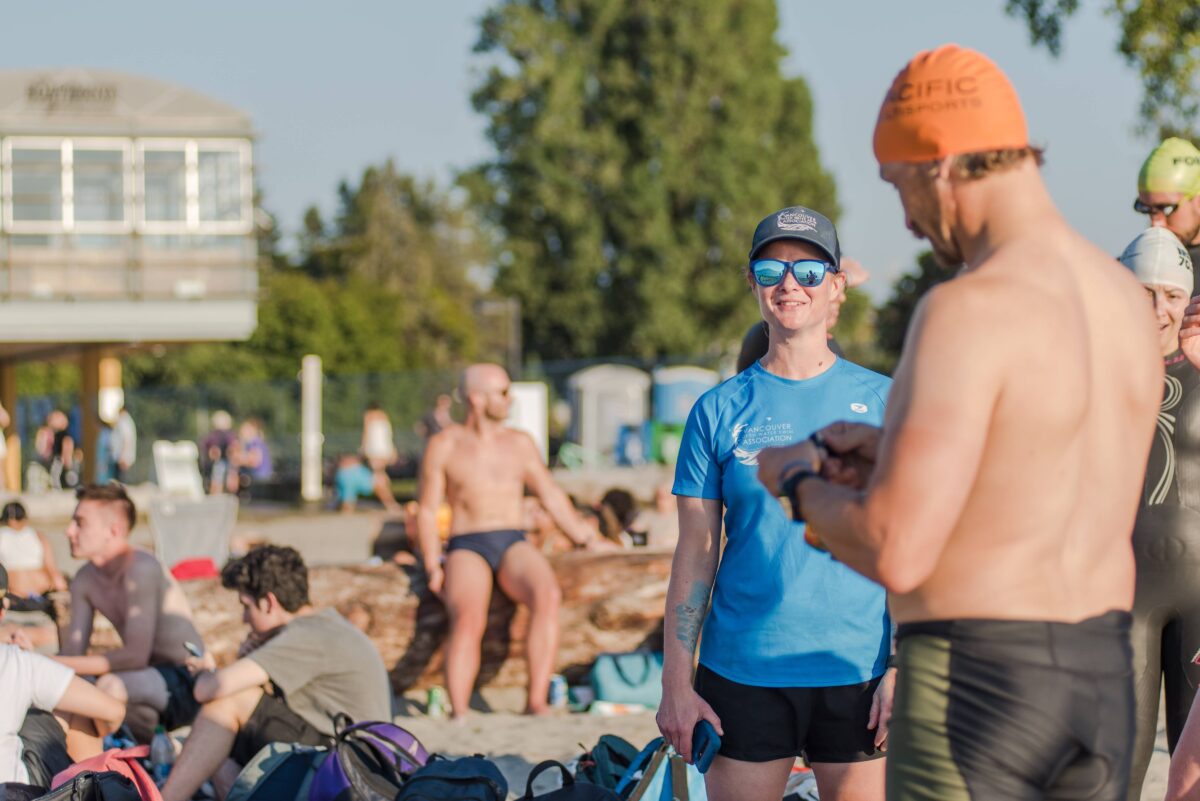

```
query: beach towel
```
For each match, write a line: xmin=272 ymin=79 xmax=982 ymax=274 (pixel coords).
xmin=51 ymin=747 xmax=160 ymax=801
xmin=518 ymin=761 xmax=619 ymax=800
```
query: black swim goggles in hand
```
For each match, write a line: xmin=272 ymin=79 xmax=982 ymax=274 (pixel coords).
xmin=751 ymin=258 xmax=838 ymax=288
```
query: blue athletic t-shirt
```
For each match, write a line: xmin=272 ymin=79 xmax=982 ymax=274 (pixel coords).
xmin=673 ymin=358 xmax=891 ymax=688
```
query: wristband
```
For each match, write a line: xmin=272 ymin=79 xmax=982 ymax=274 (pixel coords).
xmin=779 ymin=463 xmax=820 ymax=523
xmin=809 ymin=430 xmax=830 ymax=463
xmin=886 ymin=654 xmax=897 ymax=669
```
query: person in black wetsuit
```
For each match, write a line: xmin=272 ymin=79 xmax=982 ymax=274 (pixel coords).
xmin=1120 ymin=227 xmax=1200 ymax=800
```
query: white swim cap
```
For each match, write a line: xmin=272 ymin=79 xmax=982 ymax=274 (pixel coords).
xmin=1119 ymin=227 xmax=1194 ymax=293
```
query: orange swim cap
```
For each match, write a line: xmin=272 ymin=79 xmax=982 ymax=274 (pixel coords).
xmin=874 ymin=44 xmax=1029 ymax=164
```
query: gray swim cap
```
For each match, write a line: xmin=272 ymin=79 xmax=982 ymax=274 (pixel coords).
xmin=1119 ymin=227 xmax=1194 ymax=293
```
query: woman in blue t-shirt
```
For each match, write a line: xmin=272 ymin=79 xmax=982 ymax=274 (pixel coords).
xmin=657 ymin=206 xmax=893 ymax=801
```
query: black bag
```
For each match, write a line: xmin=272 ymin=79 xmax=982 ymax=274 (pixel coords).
xmin=0 ymin=783 xmax=45 ymax=801
xmin=33 ymin=771 xmax=142 ymax=801
xmin=519 ymin=761 xmax=620 ymax=800
xmin=574 ymin=735 xmax=638 ymax=790
xmin=394 ymin=754 xmax=507 ymax=801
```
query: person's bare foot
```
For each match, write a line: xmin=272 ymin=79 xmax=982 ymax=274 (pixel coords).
xmin=524 ymin=703 xmax=556 ymax=717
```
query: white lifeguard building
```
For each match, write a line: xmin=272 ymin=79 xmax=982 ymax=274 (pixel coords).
xmin=0 ymin=68 xmax=258 ymax=484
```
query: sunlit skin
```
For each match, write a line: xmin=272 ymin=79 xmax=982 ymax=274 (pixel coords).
xmin=748 ymin=239 xmax=846 ymax=353
xmin=758 ymin=153 xmax=1161 ymax=627
xmin=1139 ymin=190 xmax=1200 ymax=247
xmin=1145 ymin=283 xmax=1190 ymax=357
xmin=880 ymin=162 xmax=964 ymax=269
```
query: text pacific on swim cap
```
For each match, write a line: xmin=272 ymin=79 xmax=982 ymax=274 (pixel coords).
xmin=882 ymin=77 xmax=983 ymax=120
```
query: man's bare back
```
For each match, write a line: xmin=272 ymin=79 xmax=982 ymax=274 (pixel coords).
xmin=70 ymin=549 xmax=202 ymax=666
xmin=881 ymin=226 xmax=1161 ymax=624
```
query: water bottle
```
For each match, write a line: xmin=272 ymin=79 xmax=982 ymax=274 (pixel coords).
xmin=150 ymin=725 xmax=175 ymax=785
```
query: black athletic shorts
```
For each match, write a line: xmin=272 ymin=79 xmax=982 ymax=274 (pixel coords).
xmin=693 ymin=664 xmax=885 ymax=763
xmin=230 ymin=687 xmax=328 ymax=766
xmin=888 ymin=611 xmax=1134 ymax=801
xmin=18 ymin=708 xmax=72 ymax=788
xmin=153 ymin=663 xmax=202 ymax=731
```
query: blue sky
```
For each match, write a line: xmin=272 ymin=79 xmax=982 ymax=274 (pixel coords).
xmin=3 ymin=2 xmax=1155 ymax=302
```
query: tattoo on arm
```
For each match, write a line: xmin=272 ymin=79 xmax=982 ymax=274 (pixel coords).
xmin=674 ymin=581 xmax=712 ymax=654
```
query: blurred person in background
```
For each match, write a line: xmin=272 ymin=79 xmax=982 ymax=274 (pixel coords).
xmin=108 ymin=405 xmax=136 ymax=484
xmin=201 ymin=411 xmax=238 ymax=495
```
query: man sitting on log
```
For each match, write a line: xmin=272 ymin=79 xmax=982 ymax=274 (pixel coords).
xmin=54 ymin=484 xmax=209 ymax=741
xmin=160 ymin=545 xmax=392 ymax=801
xmin=417 ymin=363 xmax=608 ymax=719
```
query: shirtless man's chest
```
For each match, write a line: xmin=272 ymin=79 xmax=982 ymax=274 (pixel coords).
xmin=442 ymin=428 xmax=530 ymax=533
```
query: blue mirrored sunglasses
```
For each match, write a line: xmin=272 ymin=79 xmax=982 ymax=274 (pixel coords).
xmin=750 ymin=258 xmax=838 ymax=288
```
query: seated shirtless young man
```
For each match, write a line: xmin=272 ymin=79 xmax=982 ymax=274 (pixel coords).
xmin=417 ymin=363 xmax=606 ymax=718
xmin=54 ymin=484 xmax=210 ymax=740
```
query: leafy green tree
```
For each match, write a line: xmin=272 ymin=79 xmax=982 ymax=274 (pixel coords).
xmin=466 ymin=0 xmax=838 ymax=360
xmin=874 ymin=251 xmax=949 ymax=372
xmin=831 ymin=288 xmax=886 ymax=373
xmin=1005 ymin=0 xmax=1200 ymax=136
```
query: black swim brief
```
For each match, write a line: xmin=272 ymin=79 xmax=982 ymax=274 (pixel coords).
xmin=445 ymin=530 xmax=526 ymax=572
xmin=693 ymin=664 xmax=884 ymax=764
xmin=888 ymin=611 xmax=1134 ymax=801
xmin=153 ymin=663 xmax=202 ymax=731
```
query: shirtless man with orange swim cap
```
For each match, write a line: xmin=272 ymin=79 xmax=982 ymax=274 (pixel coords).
xmin=756 ymin=45 xmax=1162 ymax=800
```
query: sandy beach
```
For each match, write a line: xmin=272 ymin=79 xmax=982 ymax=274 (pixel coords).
xmin=397 ymin=686 xmax=1171 ymax=800
xmin=25 ymin=505 xmax=1174 ymax=799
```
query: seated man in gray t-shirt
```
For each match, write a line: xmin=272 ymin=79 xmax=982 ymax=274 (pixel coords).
xmin=159 ymin=546 xmax=392 ymax=801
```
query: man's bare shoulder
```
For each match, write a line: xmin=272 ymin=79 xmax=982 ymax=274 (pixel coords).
xmin=127 ymin=549 xmax=167 ymax=585
xmin=424 ymin=425 xmax=464 ymax=457
xmin=72 ymin=562 xmax=100 ymax=590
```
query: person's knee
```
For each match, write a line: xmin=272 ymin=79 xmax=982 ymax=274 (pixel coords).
xmin=449 ymin=609 xmax=488 ymax=638
xmin=201 ymin=685 xmax=262 ymax=726
xmin=531 ymin=579 xmax=562 ymax=612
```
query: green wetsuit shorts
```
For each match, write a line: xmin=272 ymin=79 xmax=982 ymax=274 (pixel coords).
xmin=888 ymin=611 xmax=1134 ymax=801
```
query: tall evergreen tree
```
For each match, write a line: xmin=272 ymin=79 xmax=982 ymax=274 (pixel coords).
xmin=466 ymin=0 xmax=839 ymax=359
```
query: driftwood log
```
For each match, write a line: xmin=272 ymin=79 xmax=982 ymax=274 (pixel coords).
xmin=89 ymin=550 xmax=671 ymax=694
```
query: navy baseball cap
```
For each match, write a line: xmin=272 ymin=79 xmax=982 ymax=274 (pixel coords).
xmin=748 ymin=206 xmax=841 ymax=267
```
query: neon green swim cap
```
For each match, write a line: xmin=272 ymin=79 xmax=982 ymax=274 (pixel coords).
xmin=1138 ymin=137 xmax=1200 ymax=195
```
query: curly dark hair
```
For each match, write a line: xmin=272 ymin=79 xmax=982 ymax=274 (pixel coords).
xmin=75 ymin=483 xmax=136 ymax=531
xmin=221 ymin=545 xmax=310 ymax=612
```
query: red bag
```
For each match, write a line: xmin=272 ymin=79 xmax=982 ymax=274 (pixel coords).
xmin=52 ymin=746 xmax=163 ymax=801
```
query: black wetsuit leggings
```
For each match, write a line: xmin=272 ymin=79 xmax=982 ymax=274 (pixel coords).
xmin=1128 ymin=508 xmax=1200 ymax=800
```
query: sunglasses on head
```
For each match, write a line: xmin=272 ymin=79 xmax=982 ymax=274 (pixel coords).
xmin=750 ymin=258 xmax=839 ymax=288
xmin=1133 ymin=198 xmax=1187 ymax=217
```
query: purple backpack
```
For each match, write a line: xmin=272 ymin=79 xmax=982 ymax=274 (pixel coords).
xmin=309 ymin=714 xmax=429 ymax=801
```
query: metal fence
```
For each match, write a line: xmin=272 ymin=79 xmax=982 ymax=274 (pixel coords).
xmin=14 ymin=354 xmax=728 ymax=496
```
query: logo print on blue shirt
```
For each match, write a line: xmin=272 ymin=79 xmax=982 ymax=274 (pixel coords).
xmin=851 ymin=403 xmax=868 ymax=413
xmin=732 ymin=420 xmax=796 ymax=465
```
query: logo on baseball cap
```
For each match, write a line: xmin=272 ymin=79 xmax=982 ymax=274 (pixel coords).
xmin=749 ymin=205 xmax=841 ymax=266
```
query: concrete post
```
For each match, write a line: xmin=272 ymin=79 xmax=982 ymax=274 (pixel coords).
xmin=300 ymin=355 xmax=323 ymax=503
